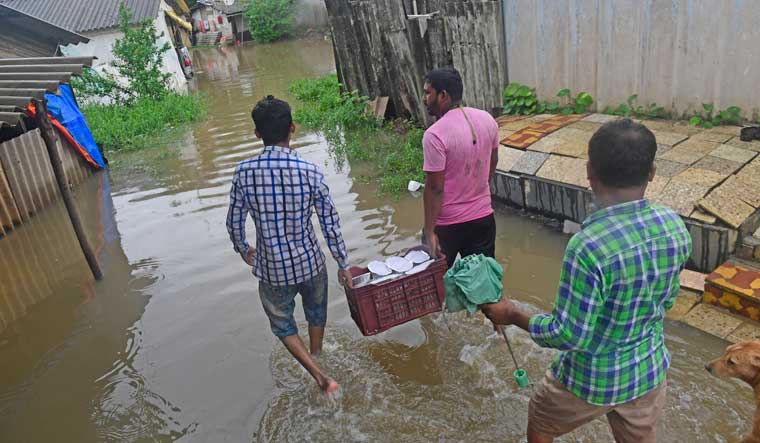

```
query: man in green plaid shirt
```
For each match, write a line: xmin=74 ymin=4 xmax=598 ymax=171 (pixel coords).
xmin=484 ymin=119 xmax=691 ymax=443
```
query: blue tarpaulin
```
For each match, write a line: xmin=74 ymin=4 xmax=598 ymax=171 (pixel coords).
xmin=44 ymin=84 xmax=105 ymax=169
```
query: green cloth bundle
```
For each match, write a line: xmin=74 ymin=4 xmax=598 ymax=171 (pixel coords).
xmin=443 ymin=254 xmax=503 ymax=313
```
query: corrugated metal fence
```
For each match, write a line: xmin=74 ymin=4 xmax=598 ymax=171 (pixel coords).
xmin=443 ymin=0 xmax=506 ymax=115
xmin=0 ymin=128 xmax=91 ymax=236
xmin=503 ymin=0 xmax=760 ymax=117
xmin=325 ymin=0 xmax=506 ymax=124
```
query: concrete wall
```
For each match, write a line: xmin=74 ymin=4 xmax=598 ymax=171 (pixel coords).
xmin=503 ymin=0 xmax=760 ymax=118
xmin=295 ymin=0 xmax=328 ymax=28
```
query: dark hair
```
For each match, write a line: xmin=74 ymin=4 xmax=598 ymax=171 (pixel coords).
xmin=251 ymin=95 xmax=292 ymax=146
xmin=588 ymin=118 xmax=657 ymax=188
xmin=425 ymin=66 xmax=463 ymax=102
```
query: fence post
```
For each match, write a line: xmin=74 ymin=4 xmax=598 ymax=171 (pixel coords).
xmin=32 ymin=98 xmax=103 ymax=280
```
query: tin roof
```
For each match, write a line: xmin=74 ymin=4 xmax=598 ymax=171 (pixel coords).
xmin=0 ymin=0 xmax=161 ymax=33
xmin=0 ymin=4 xmax=89 ymax=46
xmin=0 ymin=56 xmax=94 ymax=127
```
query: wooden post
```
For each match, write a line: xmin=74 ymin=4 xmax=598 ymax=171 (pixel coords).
xmin=32 ymin=98 xmax=103 ymax=280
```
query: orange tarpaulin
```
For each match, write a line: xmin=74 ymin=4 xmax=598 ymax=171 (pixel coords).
xmin=26 ymin=103 xmax=102 ymax=169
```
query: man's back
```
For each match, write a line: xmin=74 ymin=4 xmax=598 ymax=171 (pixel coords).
xmin=532 ymin=200 xmax=692 ymax=405
xmin=423 ymin=106 xmax=498 ymax=226
xmin=573 ymin=201 xmax=690 ymax=352
xmin=227 ymin=145 xmax=347 ymax=287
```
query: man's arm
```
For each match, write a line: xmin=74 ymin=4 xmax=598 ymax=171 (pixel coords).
xmin=423 ymin=171 xmax=445 ymax=255
xmin=489 ymin=148 xmax=498 ymax=179
xmin=489 ymin=117 xmax=499 ymax=179
xmin=422 ymin=131 xmax=446 ymax=256
xmin=226 ymin=172 xmax=253 ymax=265
xmin=314 ymin=172 xmax=353 ymax=287
xmin=483 ymin=246 xmax=604 ymax=351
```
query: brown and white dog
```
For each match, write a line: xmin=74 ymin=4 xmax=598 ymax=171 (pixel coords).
xmin=706 ymin=341 xmax=760 ymax=443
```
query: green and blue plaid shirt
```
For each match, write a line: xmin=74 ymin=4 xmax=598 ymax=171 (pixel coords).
xmin=529 ymin=200 xmax=692 ymax=406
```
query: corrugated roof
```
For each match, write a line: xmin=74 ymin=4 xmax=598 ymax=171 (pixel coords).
xmin=0 ymin=56 xmax=94 ymax=127
xmin=0 ymin=4 xmax=90 ymax=46
xmin=0 ymin=0 xmax=161 ymax=33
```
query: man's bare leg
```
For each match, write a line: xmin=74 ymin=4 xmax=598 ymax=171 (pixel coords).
xmin=281 ymin=334 xmax=339 ymax=395
xmin=308 ymin=325 xmax=324 ymax=356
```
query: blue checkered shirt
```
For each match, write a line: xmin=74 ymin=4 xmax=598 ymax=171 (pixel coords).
xmin=226 ymin=145 xmax=349 ymax=286
xmin=529 ymin=200 xmax=692 ymax=405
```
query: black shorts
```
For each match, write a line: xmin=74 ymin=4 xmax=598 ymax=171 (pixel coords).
xmin=435 ymin=213 xmax=496 ymax=268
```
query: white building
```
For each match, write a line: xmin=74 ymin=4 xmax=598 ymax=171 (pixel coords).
xmin=0 ymin=0 xmax=192 ymax=93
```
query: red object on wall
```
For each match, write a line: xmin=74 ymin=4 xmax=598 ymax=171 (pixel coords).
xmin=199 ymin=20 xmax=205 ymax=32
xmin=217 ymin=15 xmax=223 ymax=24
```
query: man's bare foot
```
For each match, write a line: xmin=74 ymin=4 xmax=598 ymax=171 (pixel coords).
xmin=319 ymin=378 xmax=340 ymax=398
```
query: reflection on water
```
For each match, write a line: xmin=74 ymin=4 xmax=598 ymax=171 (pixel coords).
xmin=0 ymin=173 xmax=189 ymax=442
xmin=0 ymin=39 xmax=755 ymax=443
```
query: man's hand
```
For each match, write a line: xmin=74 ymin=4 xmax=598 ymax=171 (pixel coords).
xmin=426 ymin=231 xmax=444 ymax=259
xmin=481 ymin=296 xmax=516 ymax=325
xmin=240 ymin=247 xmax=256 ymax=266
xmin=338 ymin=269 xmax=354 ymax=289
xmin=482 ymin=296 xmax=533 ymax=332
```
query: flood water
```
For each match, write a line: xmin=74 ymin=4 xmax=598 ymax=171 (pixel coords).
xmin=0 ymin=39 xmax=755 ymax=442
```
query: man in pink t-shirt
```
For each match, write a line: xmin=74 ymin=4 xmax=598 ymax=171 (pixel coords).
xmin=422 ymin=67 xmax=499 ymax=267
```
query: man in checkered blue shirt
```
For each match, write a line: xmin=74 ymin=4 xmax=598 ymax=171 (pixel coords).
xmin=226 ymin=96 xmax=352 ymax=396
xmin=483 ymin=119 xmax=691 ymax=443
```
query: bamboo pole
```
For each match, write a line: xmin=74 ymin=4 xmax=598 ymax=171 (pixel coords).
xmin=32 ymin=98 xmax=102 ymax=280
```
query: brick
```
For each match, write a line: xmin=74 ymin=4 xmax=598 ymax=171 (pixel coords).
xmin=666 ymin=290 xmax=701 ymax=321
xmin=727 ymin=322 xmax=760 ymax=343
xmin=683 ymin=303 xmax=743 ymax=339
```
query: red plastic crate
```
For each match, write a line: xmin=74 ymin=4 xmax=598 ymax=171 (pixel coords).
xmin=344 ymin=247 xmax=447 ymax=336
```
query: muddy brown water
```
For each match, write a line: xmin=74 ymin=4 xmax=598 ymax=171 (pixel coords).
xmin=0 ymin=40 xmax=754 ymax=442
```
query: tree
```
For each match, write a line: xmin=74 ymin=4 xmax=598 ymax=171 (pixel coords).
xmin=245 ymin=0 xmax=296 ymax=43
xmin=72 ymin=4 xmax=171 ymax=104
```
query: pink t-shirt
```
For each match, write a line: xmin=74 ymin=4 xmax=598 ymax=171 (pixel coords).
xmin=423 ymin=107 xmax=499 ymax=226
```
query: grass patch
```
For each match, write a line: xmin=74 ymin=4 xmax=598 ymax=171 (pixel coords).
xmin=288 ymin=74 xmax=424 ymax=194
xmin=82 ymin=93 xmax=207 ymax=152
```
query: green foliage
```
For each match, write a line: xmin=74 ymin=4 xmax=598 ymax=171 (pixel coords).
xmin=537 ymin=88 xmax=593 ymax=114
xmin=603 ymin=94 xmax=664 ymax=119
xmin=502 ymin=83 xmax=538 ymax=115
xmin=70 ymin=4 xmax=171 ymax=104
xmin=688 ymin=103 xmax=742 ymax=128
xmin=245 ymin=0 xmax=295 ymax=43
xmin=112 ymin=5 xmax=171 ymax=101
xmin=563 ymin=89 xmax=594 ymax=114
xmin=289 ymin=75 xmax=424 ymax=194
xmin=289 ymin=74 xmax=378 ymax=131
xmin=536 ymin=100 xmax=560 ymax=114
xmin=81 ymin=93 xmax=207 ymax=151
xmin=70 ymin=5 xmax=206 ymax=153
xmin=70 ymin=67 xmax=121 ymax=100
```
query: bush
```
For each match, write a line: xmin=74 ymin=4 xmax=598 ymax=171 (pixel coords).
xmin=82 ymin=93 xmax=207 ymax=151
xmin=71 ymin=4 xmax=170 ymax=105
xmin=289 ymin=75 xmax=424 ymax=194
xmin=245 ymin=0 xmax=295 ymax=43
xmin=503 ymin=83 xmax=537 ymax=115
xmin=289 ymin=74 xmax=379 ymax=132
xmin=603 ymin=95 xmax=665 ymax=119
xmin=688 ymin=104 xmax=742 ymax=129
